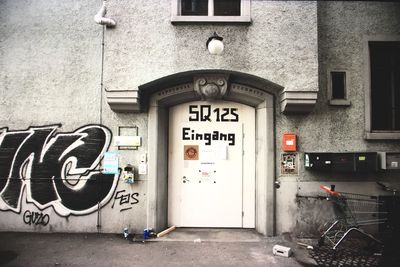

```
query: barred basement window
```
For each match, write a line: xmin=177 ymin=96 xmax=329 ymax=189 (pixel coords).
xmin=172 ymin=0 xmax=251 ymax=23
xmin=370 ymin=41 xmax=400 ymax=131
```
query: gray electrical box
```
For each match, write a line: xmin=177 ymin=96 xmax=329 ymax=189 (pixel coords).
xmin=378 ymin=152 xmax=400 ymax=170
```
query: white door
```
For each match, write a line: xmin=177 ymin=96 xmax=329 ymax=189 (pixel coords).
xmin=168 ymin=100 xmax=255 ymax=228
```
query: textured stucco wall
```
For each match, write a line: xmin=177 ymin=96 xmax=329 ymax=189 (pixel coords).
xmin=0 ymin=0 xmax=101 ymax=129
xmin=100 ymin=0 xmax=318 ymax=235
xmin=1 ymin=0 xmax=399 ymax=236
xmin=276 ymin=1 xmax=400 ymax=235
xmin=104 ymin=0 xmax=318 ymax=236
xmin=0 ymin=0 xmax=147 ymax=234
xmin=102 ymin=0 xmax=318 ymax=92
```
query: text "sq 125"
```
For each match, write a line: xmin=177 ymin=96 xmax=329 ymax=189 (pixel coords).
xmin=188 ymin=105 xmax=239 ymax=122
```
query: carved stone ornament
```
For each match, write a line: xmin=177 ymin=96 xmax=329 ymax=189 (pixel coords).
xmin=193 ymin=75 xmax=229 ymax=100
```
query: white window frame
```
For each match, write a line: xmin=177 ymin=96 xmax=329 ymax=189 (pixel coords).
xmin=171 ymin=0 xmax=251 ymax=23
xmin=364 ymin=35 xmax=400 ymax=140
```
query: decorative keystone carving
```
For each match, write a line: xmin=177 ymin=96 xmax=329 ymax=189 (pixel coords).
xmin=194 ymin=75 xmax=229 ymax=100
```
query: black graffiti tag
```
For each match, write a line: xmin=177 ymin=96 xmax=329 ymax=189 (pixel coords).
xmin=23 ymin=210 xmax=50 ymax=226
xmin=0 ymin=124 xmax=118 ymax=216
xmin=111 ymin=190 xmax=139 ymax=212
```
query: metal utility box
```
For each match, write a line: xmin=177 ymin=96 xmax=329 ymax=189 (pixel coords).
xmin=304 ymin=153 xmax=332 ymax=171
xmin=355 ymin=152 xmax=378 ymax=172
xmin=378 ymin=152 xmax=400 ymax=170
xmin=282 ymin=133 xmax=297 ymax=152
xmin=305 ymin=152 xmax=378 ymax=173
xmin=331 ymin=153 xmax=355 ymax=172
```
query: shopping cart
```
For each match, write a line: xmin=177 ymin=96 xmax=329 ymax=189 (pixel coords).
xmin=318 ymin=185 xmax=387 ymax=251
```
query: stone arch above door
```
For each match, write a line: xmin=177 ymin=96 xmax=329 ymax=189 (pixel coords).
xmin=146 ymin=71 xmax=278 ymax=236
xmin=106 ymin=70 xmax=317 ymax=113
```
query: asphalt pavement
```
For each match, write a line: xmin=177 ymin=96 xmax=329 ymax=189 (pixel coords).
xmin=0 ymin=231 xmax=309 ymax=267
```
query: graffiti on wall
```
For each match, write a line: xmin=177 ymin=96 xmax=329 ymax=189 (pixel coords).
xmin=111 ymin=190 xmax=139 ymax=212
xmin=0 ymin=124 xmax=119 ymax=217
xmin=23 ymin=210 xmax=50 ymax=226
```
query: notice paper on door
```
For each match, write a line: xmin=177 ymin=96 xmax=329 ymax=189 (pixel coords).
xmin=200 ymin=147 xmax=214 ymax=161
xmin=215 ymin=144 xmax=228 ymax=160
xmin=200 ymin=144 xmax=228 ymax=161
xmin=200 ymin=162 xmax=215 ymax=182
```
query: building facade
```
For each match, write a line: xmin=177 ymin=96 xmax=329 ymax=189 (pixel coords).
xmin=0 ymin=0 xmax=399 ymax=236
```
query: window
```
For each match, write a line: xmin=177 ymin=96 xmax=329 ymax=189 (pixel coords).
xmin=172 ymin=0 xmax=251 ymax=23
xmin=370 ymin=41 xmax=400 ymax=131
xmin=328 ymin=70 xmax=351 ymax=106
xmin=214 ymin=0 xmax=241 ymax=16
xmin=331 ymin=72 xmax=346 ymax=99
xmin=181 ymin=0 xmax=208 ymax=16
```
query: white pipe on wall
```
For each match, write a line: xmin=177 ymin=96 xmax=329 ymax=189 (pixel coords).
xmin=94 ymin=0 xmax=116 ymax=27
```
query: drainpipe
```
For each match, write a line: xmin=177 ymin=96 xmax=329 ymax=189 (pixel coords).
xmin=94 ymin=0 xmax=116 ymax=27
xmin=94 ymin=0 xmax=116 ymax=233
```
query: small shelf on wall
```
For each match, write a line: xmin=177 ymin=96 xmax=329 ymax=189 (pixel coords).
xmin=304 ymin=152 xmax=378 ymax=172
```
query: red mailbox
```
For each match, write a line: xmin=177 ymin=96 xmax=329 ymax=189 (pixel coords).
xmin=282 ymin=133 xmax=297 ymax=152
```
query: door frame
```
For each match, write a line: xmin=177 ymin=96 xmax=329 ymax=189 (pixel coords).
xmin=146 ymin=72 xmax=277 ymax=235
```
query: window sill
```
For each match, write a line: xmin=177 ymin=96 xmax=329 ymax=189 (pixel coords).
xmin=329 ymin=99 xmax=351 ymax=106
xmin=171 ymin=15 xmax=251 ymax=24
xmin=365 ymin=132 xmax=400 ymax=140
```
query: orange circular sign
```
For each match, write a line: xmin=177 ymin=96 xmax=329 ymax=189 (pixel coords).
xmin=184 ymin=145 xmax=199 ymax=160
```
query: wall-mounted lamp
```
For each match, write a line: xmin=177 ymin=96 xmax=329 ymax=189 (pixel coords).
xmin=206 ymin=32 xmax=224 ymax=55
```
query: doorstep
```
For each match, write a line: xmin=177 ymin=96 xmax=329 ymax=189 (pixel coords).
xmin=149 ymin=228 xmax=267 ymax=243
